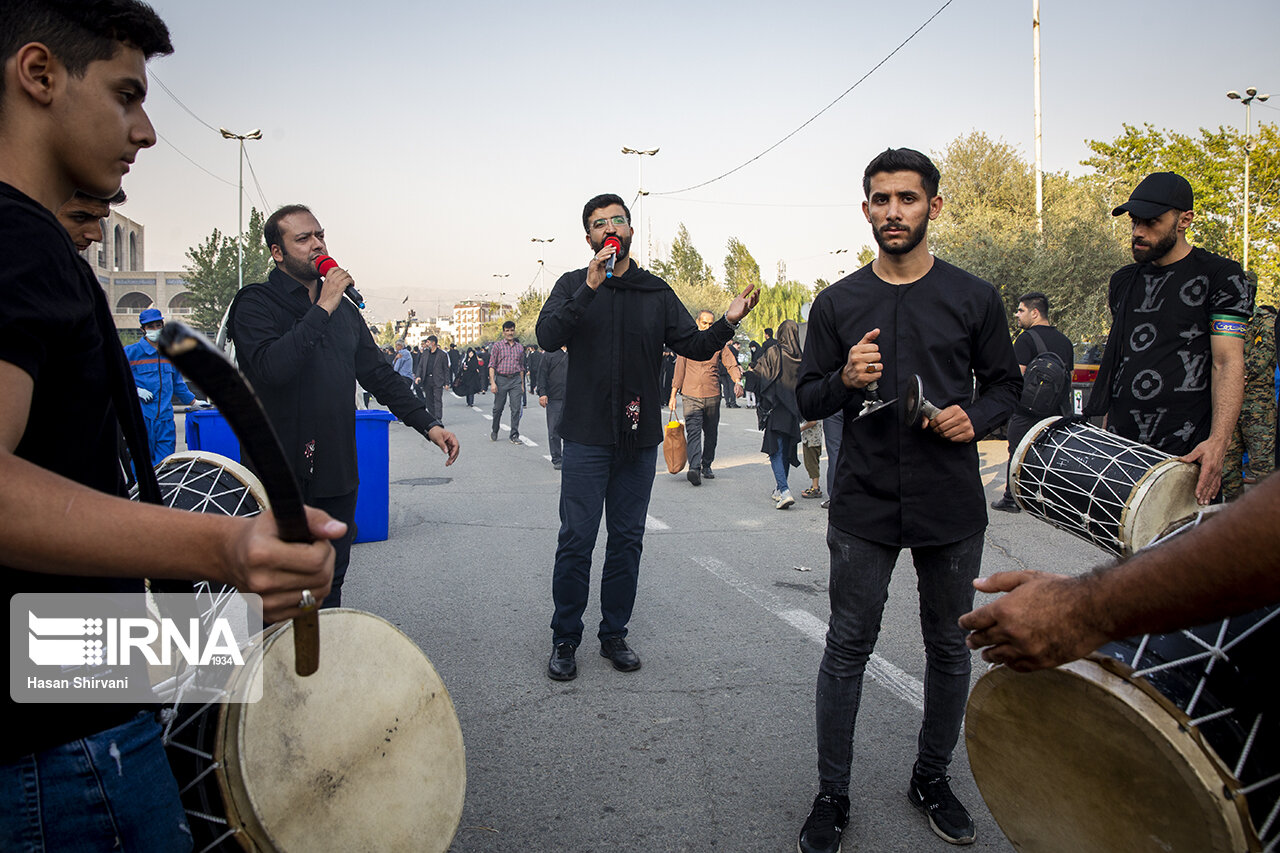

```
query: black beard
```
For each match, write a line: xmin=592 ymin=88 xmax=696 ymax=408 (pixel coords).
xmin=590 ymin=233 xmax=632 ymax=261
xmin=872 ymin=220 xmax=927 ymax=256
xmin=280 ymin=251 xmax=321 ymax=282
xmin=1131 ymin=228 xmax=1177 ymax=263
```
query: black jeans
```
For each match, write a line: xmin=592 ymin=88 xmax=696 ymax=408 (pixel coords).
xmin=1002 ymin=411 xmax=1035 ymax=499
xmin=684 ymin=395 xmax=721 ymax=473
xmin=815 ymin=525 xmax=983 ymax=794
xmin=308 ymin=488 xmax=359 ymax=609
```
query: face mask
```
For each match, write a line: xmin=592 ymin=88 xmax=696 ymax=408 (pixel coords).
xmin=145 ymin=330 xmax=161 ymax=342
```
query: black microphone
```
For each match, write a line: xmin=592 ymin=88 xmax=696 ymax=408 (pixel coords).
xmin=314 ymin=255 xmax=364 ymax=308
xmin=603 ymin=236 xmax=621 ymax=278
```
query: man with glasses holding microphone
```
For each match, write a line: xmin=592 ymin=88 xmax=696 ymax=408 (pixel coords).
xmin=536 ymin=193 xmax=760 ymax=681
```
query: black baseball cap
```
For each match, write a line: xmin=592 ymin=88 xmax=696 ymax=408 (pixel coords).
xmin=1112 ymin=172 xmax=1194 ymax=218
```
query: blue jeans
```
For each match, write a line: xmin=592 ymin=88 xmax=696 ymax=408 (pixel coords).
xmin=769 ymin=446 xmax=792 ymax=493
xmin=683 ymin=395 xmax=721 ymax=473
xmin=551 ymin=440 xmax=658 ymax=646
xmin=492 ymin=373 xmax=523 ymax=437
xmin=0 ymin=710 xmax=191 ymax=852
xmin=816 ymin=526 xmax=983 ymax=794
xmin=823 ymin=411 xmax=844 ymax=500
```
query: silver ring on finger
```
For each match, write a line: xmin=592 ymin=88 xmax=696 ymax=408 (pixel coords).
xmin=300 ymin=589 xmax=317 ymax=610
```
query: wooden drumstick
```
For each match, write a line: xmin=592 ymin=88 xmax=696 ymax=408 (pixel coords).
xmin=157 ymin=322 xmax=321 ymax=677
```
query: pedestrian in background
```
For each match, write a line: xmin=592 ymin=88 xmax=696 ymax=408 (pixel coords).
xmin=753 ymin=318 xmax=803 ymax=508
xmin=800 ymin=419 xmax=824 ymax=499
xmin=125 ymin=307 xmax=197 ymax=463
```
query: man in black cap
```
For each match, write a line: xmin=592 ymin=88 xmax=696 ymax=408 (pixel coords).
xmin=1086 ymin=171 xmax=1251 ymax=504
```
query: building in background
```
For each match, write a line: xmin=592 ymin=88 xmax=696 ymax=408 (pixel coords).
xmin=452 ymin=299 xmax=513 ymax=344
xmin=79 ymin=208 xmax=192 ymax=341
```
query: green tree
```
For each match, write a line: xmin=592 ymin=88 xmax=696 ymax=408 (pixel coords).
xmin=743 ymin=280 xmax=811 ymax=342
xmin=855 ymin=246 xmax=875 ymax=268
xmin=513 ymin=285 xmax=546 ymax=344
xmin=929 ymin=133 xmax=1128 ymax=343
xmin=184 ymin=207 xmax=272 ymax=333
xmin=651 ymin=223 xmax=715 ymax=289
xmin=723 ymin=237 xmax=763 ymax=296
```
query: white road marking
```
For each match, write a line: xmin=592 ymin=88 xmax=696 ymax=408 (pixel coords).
xmin=645 ymin=515 xmax=670 ymax=531
xmin=691 ymin=555 xmax=925 ymax=710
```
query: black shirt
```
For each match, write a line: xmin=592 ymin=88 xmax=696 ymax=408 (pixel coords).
xmin=1103 ymin=247 xmax=1252 ymax=454
xmin=1013 ymin=324 xmax=1075 ymax=416
xmin=0 ymin=182 xmax=144 ymax=758
xmin=796 ymin=260 xmax=1022 ymax=547
xmin=536 ymin=264 xmax=734 ymax=447
xmin=229 ymin=267 xmax=441 ymax=498
xmin=536 ymin=349 xmax=569 ymax=400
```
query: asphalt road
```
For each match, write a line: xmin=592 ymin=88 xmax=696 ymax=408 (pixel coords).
xmin=315 ymin=389 xmax=1110 ymax=853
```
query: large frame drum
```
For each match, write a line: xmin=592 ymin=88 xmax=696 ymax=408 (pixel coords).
xmin=967 ymin=512 xmax=1279 ymax=852
xmin=1010 ymin=417 xmax=1201 ymax=556
xmin=137 ymin=453 xmax=466 ymax=851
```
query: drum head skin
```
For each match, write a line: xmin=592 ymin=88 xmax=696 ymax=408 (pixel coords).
xmin=967 ymin=662 xmax=1250 ymax=852
xmin=220 ymin=609 xmax=466 ymax=852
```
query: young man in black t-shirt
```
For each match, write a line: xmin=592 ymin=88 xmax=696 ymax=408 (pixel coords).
xmin=1089 ymin=172 xmax=1250 ymax=505
xmin=992 ymin=291 xmax=1075 ymax=512
xmin=0 ymin=4 xmax=341 ymax=848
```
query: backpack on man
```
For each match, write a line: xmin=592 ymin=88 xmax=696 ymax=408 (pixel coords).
xmin=1018 ymin=329 xmax=1070 ymax=417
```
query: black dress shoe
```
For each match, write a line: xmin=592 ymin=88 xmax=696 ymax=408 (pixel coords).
xmin=687 ymin=469 xmax=701 ymax=486
xmin=990 ymin=494 xmax=1021 ymax=513
xmin=600 ymin=637 xmax=641 ymax=672
xmin=548 ymin=643 xmax=577 ymax=680
xmin=701 ymin=468 xmax=715 ymax=480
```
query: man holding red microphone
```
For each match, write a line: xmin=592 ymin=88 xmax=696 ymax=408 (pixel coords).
xmin=229 ymin=205 xmax=459 ymax=607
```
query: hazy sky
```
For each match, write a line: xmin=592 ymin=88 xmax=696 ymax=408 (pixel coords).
xmin=127 ymin=0 xmax=1278 ymax=322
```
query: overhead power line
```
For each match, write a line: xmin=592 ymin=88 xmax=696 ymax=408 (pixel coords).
xmin=156 ymin=131 xmax=236 ymax=187
xmin=650 ymin=0 xmax=957 ymax=197
xmin=151 ymin=73 xmax=219 ymax=133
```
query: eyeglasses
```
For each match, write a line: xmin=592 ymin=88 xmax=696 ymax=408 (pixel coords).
xmin=589 ymin=215 xmax=628 ymax=230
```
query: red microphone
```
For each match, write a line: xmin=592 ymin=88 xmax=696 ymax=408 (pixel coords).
xmin=313 ymin=254 xmax=364 ymax=308
xmin=603 ymin=236 xmax=621 ymax=278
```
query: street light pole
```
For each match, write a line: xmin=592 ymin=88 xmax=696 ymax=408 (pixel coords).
xmin=621 ymin=147 xmax=658 ymax=266
xmin=1032 ymin=0 xmax=1044 ymax=234
xmin=531 ymin=237 xmax=554 ymax=290
xmin=1226 ymin=87 xmax=1270 ymax=271
xmin=219 ymin=127 xmax=263 ymax=290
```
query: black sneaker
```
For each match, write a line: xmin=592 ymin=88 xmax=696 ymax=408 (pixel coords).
xmin=547 ymin=643 xmax=577 ymax=681
xmin=701 ymin=468 xmax=715 ymax=480
xmin=510 ymin=435 xmax=522 ymax=445
xmin=798 ymin=792 xmax=849 ymax=853
xmin=599 ymin=637 xmax=641 ymax=672
xmin=490 ymin=431 xmax=498 ymax=442
xmin=990 ymin=494 xmax=1020 ymax=513
xmin=908 ymin=770 xmax=975 ymax=845
xmin=687 ymin=469 xmax=701 ymax=486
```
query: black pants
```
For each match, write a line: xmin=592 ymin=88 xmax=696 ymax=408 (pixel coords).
xmin=307 ymin=489 xmax=359 ymax=608
xmin=1002 ymin=411 xmax=1036 ymax=499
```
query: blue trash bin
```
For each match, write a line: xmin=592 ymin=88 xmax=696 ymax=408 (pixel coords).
xmin=185 ymin=408 xmax=393 ymax=543
xmin=185 ymin=409 xmax=241 ymax=461
xmin=353 ymin=410 xmax=394 ymax=543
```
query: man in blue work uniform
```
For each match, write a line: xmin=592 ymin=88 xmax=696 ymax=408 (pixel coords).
xmin=124 ymin=307 xmax=196 ymax=462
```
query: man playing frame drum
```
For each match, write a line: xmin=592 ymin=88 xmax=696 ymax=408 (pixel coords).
xmin=0 ymin=3 xmax=341 ymax=849
xmin=794 ymin=148 xmax=1021 ymax=852
xmin=960 ymin=474 xmax=1280 ymax=850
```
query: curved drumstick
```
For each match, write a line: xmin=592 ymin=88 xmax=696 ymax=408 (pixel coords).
xmin=156 ymin=321 xmax=320 ymax=677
